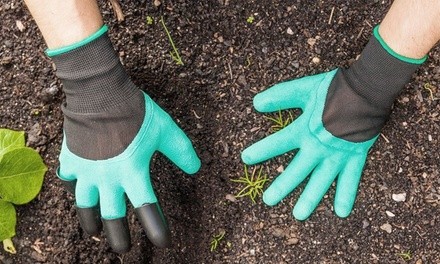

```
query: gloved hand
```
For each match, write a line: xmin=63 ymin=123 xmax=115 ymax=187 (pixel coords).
xmin=241 ymin=70 xmax=376 ymax=220
xmin=57 ymin=92 xmax=200 ymax=252
xmin=48 ymin=25 xmax=201 ymax=252
xmin=241 ymin=26 xmax=425 ymax=220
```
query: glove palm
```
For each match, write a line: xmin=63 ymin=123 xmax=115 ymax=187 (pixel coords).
xmin=242 ymin=69 xmax=376 ymax=220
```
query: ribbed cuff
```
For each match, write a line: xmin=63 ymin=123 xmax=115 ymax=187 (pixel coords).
xmin=46 ymin=25 xmax=109 ymax=57
xmin=373 ymin=25 xmax=427 ymax=65
xmin=50 ymin=26 xmax=139 ymax=113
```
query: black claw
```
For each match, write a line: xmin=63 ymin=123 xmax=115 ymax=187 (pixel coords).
xmin=60 ymin=179 xmax=77 ymax=194
xmin=135 ymin=203 xmax=171 ymax=248
xmin=103 ymin=217 xmax=131 ymax=253
xmin=76 ymin=205 xmax=102 ymax=235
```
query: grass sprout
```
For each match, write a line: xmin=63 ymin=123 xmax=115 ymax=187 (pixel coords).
xmin=424 ymin=83 xmax=439 ymax=101
xmin=146 ymin=15 xmax=154 ymax=25
xmin=210 ymin=230 xmax=225 ymax=252
xmin=245 ymin=56 xmax=252 ymax=67
xmin=265 ymin=110 xmax=294 ymax=132
xmin=231 ymin=165 xmax=268 ymax=203
xmin=160 ymin=16 xmax=184 ymax=65
xmin=247 ymin=15 xmax=255 ymax=24
xmin=397 ymin=251 xmax=412 ymax=261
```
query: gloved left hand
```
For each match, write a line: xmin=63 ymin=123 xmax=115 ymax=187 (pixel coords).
xmin=48 ymin=25 xmax=201 ymax=253
xmin=58 ymin=92 xmax=200 ymax=252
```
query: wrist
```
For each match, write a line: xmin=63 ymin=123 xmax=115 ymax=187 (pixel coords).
xmin=323 ymin=25 xmax=426 ymax=142
xmin=378 ymin=0 xmax=440 ymax=60
xmin=46 ymin=25 xmax=108 ymax=57
xmin=343 ymin=25 xmax=424 ymax=110
xmin=374 ymin=26 xmax=427 ymax=65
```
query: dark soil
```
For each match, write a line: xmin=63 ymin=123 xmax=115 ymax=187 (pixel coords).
xmin=1 ymin=0 xmax=439 ymax=263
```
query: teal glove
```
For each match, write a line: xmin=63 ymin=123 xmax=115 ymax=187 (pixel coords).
xmin=48 ymin=25 xmax=203 ymax=252
xmin=58 ymin=92 xmax=201 ymax=251
xmin=241 ymin=26 xmax=425 ymax=220
xmin=242 ymin=70 xmax=375 ymax=220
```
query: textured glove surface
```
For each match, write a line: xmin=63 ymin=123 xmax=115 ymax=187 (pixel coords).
xmin=58 ymin=92 xmax=201 ymax=251
xmin=242 ymin=25 xmax=424 ymax=220
xmin=59 ymin=92 xmax=200 ymax=218
xmin=242 ymin=69 xmax=377 ymax=220
xmin=49 ymin=25 xmax=202 ymax=252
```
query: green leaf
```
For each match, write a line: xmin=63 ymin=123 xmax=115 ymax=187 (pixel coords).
xmin=0 ymin=129 xmax=25 ymax=157
xmin=0 ymin=147 xmax=47 ymax=204
xmin=0 ymin=200 xmax=16 ymax=242
xmin=2 ymin=238 xmax=16 ymax=254
xmin=146 ymin=15 xmax=154 ymax=25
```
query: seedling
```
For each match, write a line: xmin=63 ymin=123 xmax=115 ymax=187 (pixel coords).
xmin=424 ymin=83 xmax=439 ymax=101
xmin=246 ymin=15 xmax=255 ymax=24
xmin=231 ymin=165 xmax=268 ymax=203
xmin=245 ymin=56 xmax=252 ymax=67
xmin=146 ymin=15 xmax=154 ymax=25
xmin=210 ymin=230 xmax=225 ymax=252
xmin=160 ymin=16 xmax=184 ymax=66
xmin=397 ymin=251 xmax=412 ymax=261
xmin=265 ymin=110 xmax=294 ymax=132
xmin=0 ymin=129 xmax=47 ymax=254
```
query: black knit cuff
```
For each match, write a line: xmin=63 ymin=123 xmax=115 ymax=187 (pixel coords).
xmin=344 ymin=32 xmax=420 ymax=110
xmin=51 ymin=31 xmax=138 ymax=113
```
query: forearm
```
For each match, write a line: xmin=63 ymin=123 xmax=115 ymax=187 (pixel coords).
xmin=24 ymin=0 xmax=103 ymax=49
xmin=380 ymin=0 xmax=440 ymax=59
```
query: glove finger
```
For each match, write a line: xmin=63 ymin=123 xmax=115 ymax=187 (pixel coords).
xmin=99 ymin=187 xmax=130 ymax=253
xmin=123 ymin=173 xmax=170 ymax=247
xmin=75 ymin=180 xmax=99 ymax=208
xmin=99 ymin=186 xmax=127 ymax=220
xmin=241 ymin=122 xmax=301 ymax=165
xmin=263 ymin=150 xmax=319 ymax=206
xmin=253 ymin=73 xmax=327 ymax=112
xmin=56 ymin=167 xmax=77 ymax=193
xmin=334 ymin=154 xmax=367 ymax=218
xmin=103 ymin=217 xmax=131 ymax=253
xmin=135 ymin=203 xmax=171 ymax=248
xmin=74 ymin=181 xmax=102 ymax=235
xmin=56 ymin=166 xmax=77 ymax=182
xmin=292 ymin=159 xmax=341 ymax=221
xmin=124 ymin=171 xmax=157 ymax=207
xmin=158 ymin=119 xmax=201 ymax=174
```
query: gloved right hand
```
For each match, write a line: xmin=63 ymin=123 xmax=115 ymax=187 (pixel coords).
xmin=242 ymin=25 xmax=425 ymax=220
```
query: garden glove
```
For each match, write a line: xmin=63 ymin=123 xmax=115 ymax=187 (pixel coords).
xmin=48 ymin=25 xmax=201 ymax=253
xmin=241 ymin=26 xmax=426 ymax=220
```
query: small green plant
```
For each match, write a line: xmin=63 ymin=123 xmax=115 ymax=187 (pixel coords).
xmin=246 ymin=15 xmax=255 ymax=24
xmin=146 ymin=15 xmax=154 ymax=25
xmin=210 ymin=230 xmax=225 ymax=252
xmin=265 ymin=110 xmax=294 ymax=132
xmin=245 ymin=56 xmax=252 ymax=67
xmin=0 ymin=129 xmax=47 ymax=254
xmin=424 ymin=83 xmax=439 ymax=100
xmin=231 ymin=165 xmax=268 ymax=203
xmin=160 ymin=16 xmax=184 ymax=66
xmin=397 ymin=250 xmax=412 ymax=261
